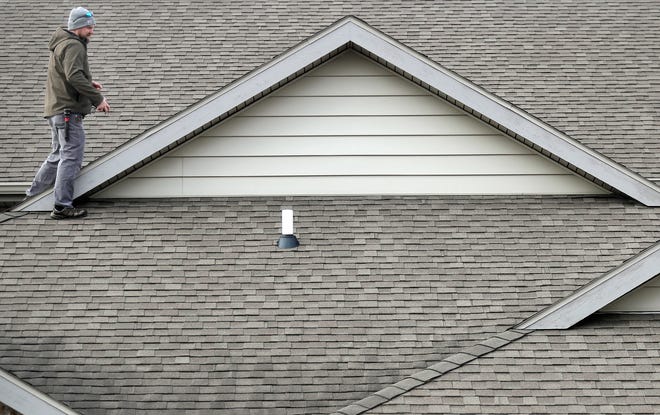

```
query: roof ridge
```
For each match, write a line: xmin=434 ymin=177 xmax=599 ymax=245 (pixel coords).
xmin=331 ymin=328 xmax=532 ymax=415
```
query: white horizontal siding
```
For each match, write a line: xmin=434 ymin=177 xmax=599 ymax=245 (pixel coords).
xmin=241 ymin=96 xmax=464 ymax=116
xmin=270 ymin=76 xmax=424 ymax=96
xmin=96 ymin=51 xmax=607 ymax=199
xmin=133 ymin=155 xmax=568 ymax=177
xmin=601 ymin=274 xmax=660 ymax=313
xmin=215 ymin=115 xmax=495 ymax=137
xmin=101 ymin=175 xmax=604 ymax=198
xmin=172 ymin=135 xmax=531 ymax=157
xmin=306 ymin=55 xmax=390 ymax=76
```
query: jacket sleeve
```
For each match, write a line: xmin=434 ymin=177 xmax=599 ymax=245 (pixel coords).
xmin=60 ymin=42 xmax=105 ymax=107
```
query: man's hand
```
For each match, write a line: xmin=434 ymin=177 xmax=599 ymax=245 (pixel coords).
xmin=92 ymin=81 xmax=103 ymax=90
xmin=96 ymin=97 xmax=111 ymax=113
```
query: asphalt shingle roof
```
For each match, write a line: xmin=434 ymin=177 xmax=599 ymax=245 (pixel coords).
xmin=0 ymin=196 xmax=658 ymax=414
xmin=1 ymin=1 xmax=660 ymax=413
xmin=1 ymin=1 xmax=659 ymax=182
xmin=364 ymin=314 xmax=660 ymax=414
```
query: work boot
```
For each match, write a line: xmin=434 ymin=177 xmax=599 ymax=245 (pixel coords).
xmin=50 ymin=206 xmax=88 ymax=220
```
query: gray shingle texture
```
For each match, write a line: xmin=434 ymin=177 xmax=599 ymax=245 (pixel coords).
xmin=366 ymin=314 xmax=660 ymax=414
xmin=1 ymin=1 xmax=659 ymax=183
xmin=0 ymin=195 xmax=658 ymax=414
xmin=334 ymin=329 xmax=531 ymax=414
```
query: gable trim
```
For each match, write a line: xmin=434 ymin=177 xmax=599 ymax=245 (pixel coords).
xmin=517 ymin=241 xmax=660 ymax=330
xmin=15 ymin=16 xmax=660 ymax=211
xmin=0 ymin=367 xmax=82 ymax=415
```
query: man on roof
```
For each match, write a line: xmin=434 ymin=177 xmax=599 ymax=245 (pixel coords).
xmin=25 ymin=6 xmax=111 ymax=220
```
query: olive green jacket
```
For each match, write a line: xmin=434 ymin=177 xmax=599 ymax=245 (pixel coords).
xmin=44 ymin=27 xmax=104 ymax=117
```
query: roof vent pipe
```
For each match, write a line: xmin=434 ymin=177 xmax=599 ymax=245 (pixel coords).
xmin=277 ymin=209 xmax=299 ymax=249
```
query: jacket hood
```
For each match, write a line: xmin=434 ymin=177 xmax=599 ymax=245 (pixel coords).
xmin=49 ymin=26 xmax=85 ymax=51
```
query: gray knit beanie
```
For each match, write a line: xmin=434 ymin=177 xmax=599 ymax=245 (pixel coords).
xmin=68 ymin=7 xmax=96 ymax=30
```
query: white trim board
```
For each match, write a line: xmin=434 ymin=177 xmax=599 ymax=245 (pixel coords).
xmin=0 ymin=367 xmax=82 ymax=415
xmin=0 ymin=182 xmax=30 ymax=203
xmin=0 ymin=182 xmax=30 ymax=194
xmin=518 ymin=241 xmax=660 ymax=330
xmin=15 ymin=16 xmax=660 ymax=211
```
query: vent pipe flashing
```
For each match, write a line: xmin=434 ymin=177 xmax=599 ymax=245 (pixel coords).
xmin=277 ymin=209 xmax=299 ymax=249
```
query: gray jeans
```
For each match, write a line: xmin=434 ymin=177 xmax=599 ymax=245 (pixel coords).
xmin=26 ymin=113 xmax=86 ymax=208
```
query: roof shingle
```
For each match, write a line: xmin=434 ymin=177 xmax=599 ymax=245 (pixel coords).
xmin=0 ymin=195 xmax=658 ymax=413
xmin=2 ymin=2 xmax=659 ymax=413
xmin=365 ymin=314 xmax=660 ymax=414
